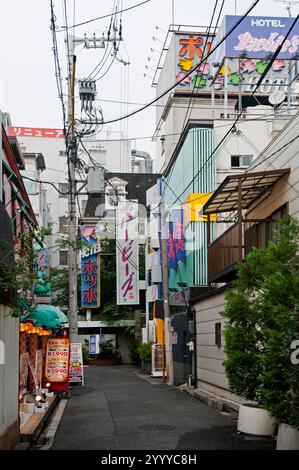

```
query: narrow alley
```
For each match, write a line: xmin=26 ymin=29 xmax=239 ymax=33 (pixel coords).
xmin=51 ymin=367 xmax=275 ymax=451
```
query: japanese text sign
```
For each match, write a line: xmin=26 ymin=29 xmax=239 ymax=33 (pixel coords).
xmin=220 ymin=16 xmax=299 ymax=60
xmin=116 ymin=201 xmax=139 ymax=305
xmin=81 ymin=225 xmax=100 ymax=308
xmin=45 ymin=338 xmax=70 ymax=383
xmin=69 ymin=343 xmax=84 ymax=385
xmin=8 ymin=127 xmax=64 ymax=138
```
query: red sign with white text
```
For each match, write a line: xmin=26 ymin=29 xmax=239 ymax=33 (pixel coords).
xmin=8 ymin=127 xmax=64 ymax=138
xmin=45 ymin=338 xmax=70 ymax=383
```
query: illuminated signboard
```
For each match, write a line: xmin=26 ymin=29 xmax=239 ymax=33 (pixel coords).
xmin=116 ymin=201 xmax=139 ymax=305
xmin=81 ymin=225 xmax=101 ymax=309
xmin=223 ymin=16 xmax=299 ymax=60
xmin=45 ymin=338 xmax=70 ymax=383
xmin=175 ymin=32 xmax=215 ymax=91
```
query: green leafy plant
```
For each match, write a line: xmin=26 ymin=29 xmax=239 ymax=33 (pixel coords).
xmin=98 ymin=339 xmax=118 ymax=359
xmin=0 ymin=225 xmax=52 ymax=316
xmin=222 ymin=216 xmax=299 ymax=428
xmin=128 ymin=340 xmax=141 ymax=365
xmin=137 ymin=342 xmax=152 ymax=363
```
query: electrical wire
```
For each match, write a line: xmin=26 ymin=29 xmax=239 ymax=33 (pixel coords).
xmin=169 ymin=13 xmax=299 ymax=207
xmin=22 ymin=175 xmax=70 ymax=195
xmin=57 ymin=0 xmax=152 ymax=32
xmin=93 ymin=0 xmax=261 ymax=125
xmin=180 ymin=0 xmax=224 ymax=136
xmin=85 ymin=5 xmax=116 ymax=80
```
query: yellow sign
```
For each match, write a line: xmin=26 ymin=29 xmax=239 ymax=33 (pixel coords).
xmin=184 ymin=193 xmax=216 ymax=224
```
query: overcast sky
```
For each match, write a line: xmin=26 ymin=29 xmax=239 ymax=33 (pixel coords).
xmin=0 ymin=0 xmax=298 ymax=159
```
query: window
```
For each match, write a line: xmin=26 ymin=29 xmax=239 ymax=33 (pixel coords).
xmin=24 ymin=179 xmax=37 ymax=195
xmin=81 ymin=199 xmax=88 ymax=215
xmin=59 ymin=216 xmax=68 ymax=233
xmin=231 ymin=155 xmax=253 ymax=168
xmin=58 ymin=183 xmax=69 ymax=198
xmin=215 ymin=322 xmax=222 ymax=348
xmin=59 ymin=150 xmax=67 ymax=156
xmin=89 ymin=149 xmax=106 ymax=165
xmin=59 ymin=250 xmax=68 ymax=266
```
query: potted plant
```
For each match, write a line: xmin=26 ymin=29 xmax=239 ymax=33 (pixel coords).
xmin=138 ymin=342 xmax=152 ymax=374
xmin=128 ymin=340 xmax=141 ymax=366
xmin=223 ymin=216 xmax=299 ymax=440
xmin=257 ymin=218 xmax=299 ymax=449
xmin=222 ymin=229 xmax=276 ymax=436
xmin=88 ymin=340 xmax=119 ymax=366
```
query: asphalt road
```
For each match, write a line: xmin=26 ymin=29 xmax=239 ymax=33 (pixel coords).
xmin=51 ymin=366 xmax=275 ymax=450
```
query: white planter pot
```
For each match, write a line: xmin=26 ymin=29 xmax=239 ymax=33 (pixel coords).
xmin=237 ymin=403 xmax=276 ymax=436
xmin=276 ymin=423 xmax=299 ymax=450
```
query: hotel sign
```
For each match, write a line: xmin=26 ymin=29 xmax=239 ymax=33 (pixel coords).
xmin=217 ymin=16 xmax=299 ymax=60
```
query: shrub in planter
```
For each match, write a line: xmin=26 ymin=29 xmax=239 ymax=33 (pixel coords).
xmin=128 ymin=340 xmax=141 ymax=365
xmin=257 ymin=219 xmax=299 ymax=444
xmin=138 ymin=342 xmax=152 ymax=371
xmin=222 ymin=217 xmax=299 ymax=436
xmin=99 ymin=339 xmax=118 ymax=360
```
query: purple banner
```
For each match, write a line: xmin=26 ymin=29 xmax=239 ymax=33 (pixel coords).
xmin=81 ymin=225 xmax=100 ymax=308
xmin=223 ymin=15 xmax=299 ymax=60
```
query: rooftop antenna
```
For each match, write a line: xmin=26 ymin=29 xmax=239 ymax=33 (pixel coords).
xmin=275 ymin=0 xmax=299 ymax=17
xmin=172 ymin=0 xmax=175 ymax=25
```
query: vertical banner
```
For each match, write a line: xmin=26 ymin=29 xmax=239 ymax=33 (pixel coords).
xmin=33 ymin=242 xmax=52 ymax=303
xmin=45 ymin=338 xmax=70 ymax=383
xmin=172 ymin=208 xmax=186 ymax=265
xmin=116 ymin=201 xmax=139 ymax=305
xmin=89 ymin=334 xmax=99 ymax=355
xmin=35 ymin=350 xmax=44 ymax=388
xmin=166 ymin=209 xmax=186 ymax=272
xmin=69 ymin=343 xmax=84 ymax=385
xmin=151 ymin=344 xmax=165 ymax=377
xmin=81 ymin=225 xmax=101 ymax=308
xmin=19 ymin=353 xmax=30 ymax=396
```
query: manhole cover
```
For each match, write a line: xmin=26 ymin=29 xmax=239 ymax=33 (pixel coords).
xmin=70 ymin=386 xmax=94 ymax=396
xmin=135 ymin=424 xmax=175 ymax=433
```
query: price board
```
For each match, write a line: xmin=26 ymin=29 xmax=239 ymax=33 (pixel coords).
xmin=151 ymin=343 xmax=165 ymax=377
xmin=45 ymin=338 xmax=70 ymax=383
xmin=69 ymin=343 xmax=84 ymax=385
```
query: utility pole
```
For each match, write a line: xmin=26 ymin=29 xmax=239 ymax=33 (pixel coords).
xmin=159 ymin=197 xmax=174 ymax=385
xmin=66 ymin=35 xmax=78 ymax=343
xmin=64 ymin=30 xmax=123 ymax=342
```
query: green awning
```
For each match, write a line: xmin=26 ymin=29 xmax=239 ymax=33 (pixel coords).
xmin=25 ymin=304 xmax=68 ymax=329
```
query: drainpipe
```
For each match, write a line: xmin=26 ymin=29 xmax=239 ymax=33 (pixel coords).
xmin=193 ymin=307 xmax=197 ymax=388
xmin=131 ymin=149 xmax=153 ymax=173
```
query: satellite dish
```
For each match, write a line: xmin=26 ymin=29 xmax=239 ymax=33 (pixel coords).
xmin=269 ymin=90 xmax=286 ymax=106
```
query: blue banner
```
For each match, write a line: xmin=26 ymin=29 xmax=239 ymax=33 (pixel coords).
xmin=224 ymin=15 xmax=299 ymax=60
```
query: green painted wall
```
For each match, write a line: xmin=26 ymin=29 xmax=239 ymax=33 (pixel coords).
xmin=165 ymin=127 xmax=216 ymax=290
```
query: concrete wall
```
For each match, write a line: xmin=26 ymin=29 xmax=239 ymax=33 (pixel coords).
xmin=246 ymin=111 xmax=299 ymax=220
xmin=0 ymin=304 xmax=19 ymax=449
xmin=117 ymin=331 xmax=132 ymax=365
xmin=194 ymin=290 xmax=240 ymax=404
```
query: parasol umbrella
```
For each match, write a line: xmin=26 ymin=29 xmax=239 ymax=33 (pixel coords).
xmin=25 ymin=304 xmax=68 ymax=329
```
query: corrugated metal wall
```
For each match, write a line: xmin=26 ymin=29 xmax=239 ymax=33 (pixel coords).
xmin=165 ymin=127 xmax=216 ymax=287
xmin=0 ymin=305 xmax=19 ymax=441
